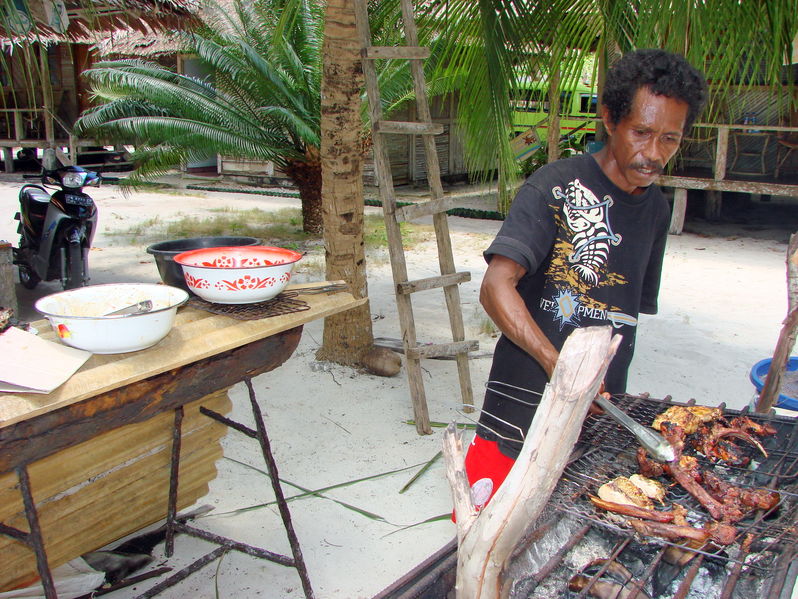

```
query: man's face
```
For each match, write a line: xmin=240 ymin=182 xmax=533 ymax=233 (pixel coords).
xmin=602 ymin=86 xmax=689 ymax=193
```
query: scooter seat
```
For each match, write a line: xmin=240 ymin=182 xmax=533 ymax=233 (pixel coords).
xmin=23 ymin=186 xmax=51 ymax=203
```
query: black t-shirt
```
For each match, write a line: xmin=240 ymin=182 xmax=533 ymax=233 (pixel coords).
xmin=478 ymin=153 xmax=670 ymax=458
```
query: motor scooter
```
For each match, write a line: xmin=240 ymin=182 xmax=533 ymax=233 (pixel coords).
xmin=12 ymin=150 xmax=106 ymax=290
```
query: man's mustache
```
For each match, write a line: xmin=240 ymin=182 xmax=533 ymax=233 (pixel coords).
xmin=629 ymin=160 xmax=664 ymax=174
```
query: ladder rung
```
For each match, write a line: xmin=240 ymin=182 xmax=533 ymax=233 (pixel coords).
xmin=362 ymin=46 xmax=430 ymax=60
xmin=396 ymin=196 xmax=461 ymax=222
xmin=397 ymin=272 xmax=471 ymax=295
xmin=406 ymin=340 xmax=479 ymax=360
xmin=375 ymin=120 xmax=444 ymax=135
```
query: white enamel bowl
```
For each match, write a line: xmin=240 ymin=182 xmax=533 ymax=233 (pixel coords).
xmin=173 ymin=246 xmax=302 ymax=304
xmin=35 ymin=283 xmax=189 ymax=354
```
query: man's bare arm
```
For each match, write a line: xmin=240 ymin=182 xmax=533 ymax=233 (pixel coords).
xmin=479 ymin=254 xmax=559 ymax=378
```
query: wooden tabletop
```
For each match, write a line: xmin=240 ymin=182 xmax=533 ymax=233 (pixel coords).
xmin=0 ymin=283 xmax=366 ymax=428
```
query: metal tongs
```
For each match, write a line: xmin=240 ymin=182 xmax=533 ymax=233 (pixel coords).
xmin=593 ymin=394 xmax=676 ymax=462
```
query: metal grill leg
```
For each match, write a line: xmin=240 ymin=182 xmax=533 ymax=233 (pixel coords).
xmin=165 ymin=406 xmax=184 ymax=557
xmin=18 ymin=465 xmax=57 ymax=599
xmin=244 ymin=377 xmax=315 ymax=599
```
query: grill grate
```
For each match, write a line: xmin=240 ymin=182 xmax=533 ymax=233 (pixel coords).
xmin=548 ymin=394 xmax=798 ymax=569
xmin=188 ymin=292 xmax=310 ymax=320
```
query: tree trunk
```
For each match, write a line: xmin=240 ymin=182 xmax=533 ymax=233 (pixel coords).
xmin=316 ymin=0 xmax=373 ymax=365
xmin=284 ymin=152 xmax=323 ymax=236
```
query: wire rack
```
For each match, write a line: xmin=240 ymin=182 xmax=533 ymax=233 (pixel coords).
xmin=548 ymin=394 xmax=798 ymax=565
xmin=188 ymin=291 xmax=310 ymax=320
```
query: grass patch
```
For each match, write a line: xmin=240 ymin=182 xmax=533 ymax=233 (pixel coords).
xmin=117 ymin=205 xmax=432 ymax=253
xmin=165 ymin=207 xmax=308 ymax=244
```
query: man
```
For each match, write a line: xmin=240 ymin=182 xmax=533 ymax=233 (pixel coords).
xmin=464 ymin=49 xmax=708 ymax=509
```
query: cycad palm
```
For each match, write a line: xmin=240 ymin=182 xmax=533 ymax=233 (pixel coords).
xmin=75 ymin=0 xmax=325 ymax=234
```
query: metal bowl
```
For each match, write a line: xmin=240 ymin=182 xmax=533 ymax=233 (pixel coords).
xmin=146 ymin=236 xmax=260 ymax=292
xmin=174 ymin=246 xmax=302 ymax=304
xmin=35 ymin=283 xmax=189 ymax=354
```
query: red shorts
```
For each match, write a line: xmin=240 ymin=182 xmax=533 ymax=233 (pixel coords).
xmin=452 ymin=435 xmax=515 ymax=520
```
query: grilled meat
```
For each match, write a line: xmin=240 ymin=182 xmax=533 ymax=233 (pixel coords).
xmin=659 ymin=423 xmax=734 ymax=521
xmin=652 ymin=405 xmax=723 ymax=434
xmin=629 ymin=474 xmax=666 ymax=505
xmin=598 ymin=476 xmax=654 ymax=509
xmin=701 ymin=470 xmax=780 ymax=512
xmin=636 ymin=447 xmax=665 ymax=478
xmin=628 ymin=519 xmax=737 ymax=546
xmin=691 ymin=422 xmax=768 ymax=465
xmin=729 ymin=416 xmax=777 ymax=438
xmin=589 ymin=496 xmax=675 ymax=523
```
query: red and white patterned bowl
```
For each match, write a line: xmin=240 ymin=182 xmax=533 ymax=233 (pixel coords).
xmin=173 ymin=246 xmax=302 ymax=304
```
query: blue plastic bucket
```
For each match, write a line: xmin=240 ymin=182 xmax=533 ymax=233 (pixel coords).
xmin=750 ymin=357 xmax=798 ymax=411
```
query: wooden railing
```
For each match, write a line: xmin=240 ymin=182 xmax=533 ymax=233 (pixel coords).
xmin=0 ymin=107 xmax=53 ymax=143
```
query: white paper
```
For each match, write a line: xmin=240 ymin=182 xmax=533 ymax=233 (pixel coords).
xmin=0 ymin=327 xmax=91 ymax=394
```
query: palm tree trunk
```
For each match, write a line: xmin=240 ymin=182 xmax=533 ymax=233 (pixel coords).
xmin=284 ymin=154 xmax=323 ymax=236
xmin=316 ymin=0 xmax=373 ymax=365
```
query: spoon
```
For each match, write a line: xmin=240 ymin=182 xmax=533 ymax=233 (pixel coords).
xmin=104 ymin=300 xmax=153 ymax=316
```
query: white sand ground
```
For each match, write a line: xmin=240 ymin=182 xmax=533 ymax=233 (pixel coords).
xmin=0 ymin=174 xmax=795 ymax=598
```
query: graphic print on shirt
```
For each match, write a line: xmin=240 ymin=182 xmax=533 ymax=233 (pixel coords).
xmin=540 ymin=179 xmax=636 ymax=331
xmin=553 ymin=179 xmax=622 ymax=285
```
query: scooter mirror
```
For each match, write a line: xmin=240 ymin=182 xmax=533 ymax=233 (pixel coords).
xmin=42 ymin=148 xmax=59 ymax=171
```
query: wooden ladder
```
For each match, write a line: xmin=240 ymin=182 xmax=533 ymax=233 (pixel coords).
xmin=353 ymin=0 xmax=477 ymax=435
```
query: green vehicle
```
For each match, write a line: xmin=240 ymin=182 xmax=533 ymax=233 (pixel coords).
xmin=510 ymin=79 xmax=599 ymax=154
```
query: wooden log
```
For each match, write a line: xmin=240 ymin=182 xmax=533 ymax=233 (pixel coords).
xmin=757 ymin=233 xmax=798 ymax=412
xmin=0 ymin=326 xmax=301 ymax=473
xmin=445 ymin=326 xmax=620 ymax=599
xmin=0 ymin=412 xmax=225 ymax=590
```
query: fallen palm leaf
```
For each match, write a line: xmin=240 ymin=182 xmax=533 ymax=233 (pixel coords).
xmin=400 ymin=451 xmax=442 ymax=494
xmin=210 ymin=457 xmax=431 ymax=522
xmin=382 ymin=513 xmax=452 ymax=537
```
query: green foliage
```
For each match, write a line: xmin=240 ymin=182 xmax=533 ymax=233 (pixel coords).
xmin=74 ymin=0 xmax=324 ymax=186
xmin=392 ymin=1 xmax=798 ymax=205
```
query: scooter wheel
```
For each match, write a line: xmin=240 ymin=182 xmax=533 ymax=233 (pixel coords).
xmin=18 ymin=265 xmax=40 ymax=290
xmin=63 ymin=243 xmax=86 ymax=290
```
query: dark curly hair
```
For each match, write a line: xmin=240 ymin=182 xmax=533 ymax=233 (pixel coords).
xmin=602 ymin=49 xmax=708 ymax=130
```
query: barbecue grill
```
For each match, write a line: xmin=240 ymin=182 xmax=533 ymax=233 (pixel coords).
xmin=374 ymin=394 xmax=798 ymax=599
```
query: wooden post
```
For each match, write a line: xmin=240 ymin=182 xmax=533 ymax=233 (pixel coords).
xmin=669 ymin=188 xmax=688 ymax=234
xmin=2 ymin=147 xmax=13 ymax=173
xmin=756 ymin=233 xmax=798 ymax=413
xmin=0 ymin=243 xmax=17 ymax=315
xmin=705 ymin=189 xmax=722 ymax=221
xmin=445 ymin=326 xmax=620 ymax=599
xmin=714 ymin=126 xmax=728 ymax=181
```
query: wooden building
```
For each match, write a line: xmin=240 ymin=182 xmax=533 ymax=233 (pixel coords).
xmin=0 ymin=0 xmax=195 ymax=171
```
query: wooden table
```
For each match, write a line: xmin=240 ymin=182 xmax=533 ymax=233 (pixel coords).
xmin=0 ymin=284 xmax=365 ymax=597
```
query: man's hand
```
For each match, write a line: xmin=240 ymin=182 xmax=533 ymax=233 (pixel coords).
xmin=588 ymin=389 xmax=609 ymax=416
